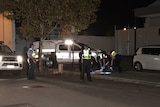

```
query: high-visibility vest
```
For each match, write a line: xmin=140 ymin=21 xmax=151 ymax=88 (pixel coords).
xmin=82 ymin=49 xmax=91 ymax=59
xmin=32 ymin=51 xmax=36 ymax=58
xmin=27 ymin=48 xmax=36 ymax=58
xmin=111 ymin=51 xmax=117 ymax=57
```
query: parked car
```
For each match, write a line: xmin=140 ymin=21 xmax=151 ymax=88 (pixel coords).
xmin=133 ymin=46 xmax=160 ymax=71
xmin=0 ymin=42 xmax=23 ymax=73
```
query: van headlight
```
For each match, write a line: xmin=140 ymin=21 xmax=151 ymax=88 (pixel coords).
xmin=17 ymin=56 xmax=23 ymax=62
xmin=0 ymin=56 xmax=2 ymax=61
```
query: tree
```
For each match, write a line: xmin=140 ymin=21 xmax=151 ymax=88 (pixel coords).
xmin=0 ymin=0 xmax=101 ymax=71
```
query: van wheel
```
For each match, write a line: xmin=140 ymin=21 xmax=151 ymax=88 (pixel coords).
xmin=134 ymin=62 xmax=143 ymax=71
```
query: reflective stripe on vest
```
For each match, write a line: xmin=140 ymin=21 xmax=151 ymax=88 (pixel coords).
xmin=98 ymin=53 xmax=103 ymax=59
xmin=82 ymin=49 xmax=91 ymax=59
xmin=32 ymin=51 xmax=36 ymax=58
xmin=98 ymin=52 xmax=107 ymax=59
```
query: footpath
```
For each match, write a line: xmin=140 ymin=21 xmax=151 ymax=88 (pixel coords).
xmin=91 ymin=71 xmax=160 ymax=87
xmin=37 ymin=68 xmax=160 ymax=87
xmin=67 ymin=70 xmax=160 ymax=87
xmin=36 ymin=56 xmax=160 ymax=87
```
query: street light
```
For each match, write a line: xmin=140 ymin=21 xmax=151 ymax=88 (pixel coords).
xmin=123 ymin=24 xmax=130 ymax=55
xmin=64 ymin=39 xmax=73 ymax=45
xmin=134 ymin=26 xmax=137 ymax=53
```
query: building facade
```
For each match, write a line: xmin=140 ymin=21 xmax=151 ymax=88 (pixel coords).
xmin=115 ymin=0 xmax=160 ymax=55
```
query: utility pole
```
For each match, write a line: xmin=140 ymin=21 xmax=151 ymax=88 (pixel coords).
xmin=127 ymin=24 xmax=130 ymax=55
xmin=134 ymin=26 xmax=137 ymax=53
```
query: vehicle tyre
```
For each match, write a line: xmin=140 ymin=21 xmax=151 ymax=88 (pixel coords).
xmin=134 ymin=62 xmax=143 ymax=71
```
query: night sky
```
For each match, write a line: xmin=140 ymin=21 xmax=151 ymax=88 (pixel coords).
xmin=83 ymin=0 xmax=156 ymax=36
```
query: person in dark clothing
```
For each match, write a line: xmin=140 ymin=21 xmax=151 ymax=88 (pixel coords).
xmin=110 ymin=50 xmax=122 ymax=73
xmin=104 ymin=50 xmax=112 ymax=70
xmin=79 ymin=51 xmax=82 ymax=73
xmin=80 ymin=45 xmax=92 ymax=82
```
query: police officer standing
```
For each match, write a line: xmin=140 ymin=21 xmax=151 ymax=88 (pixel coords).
xmin=27 ymin=43 xmax=36 ymax=79
xmin=80 ymin=45 xmax=92 ymax=82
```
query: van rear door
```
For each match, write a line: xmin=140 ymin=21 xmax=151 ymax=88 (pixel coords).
xmin=56 ymin=43 xmax=71 ymax=63
xmin=70 ymin=43 xmax=81 ymax=63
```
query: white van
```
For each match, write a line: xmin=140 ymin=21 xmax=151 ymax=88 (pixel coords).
xmin=133 ymin=46 xmax=160 ymax=71
xmin=0 ymin=42 xmax=23 ymax=72
xmin=33 ymin=40 xmax=97 ymax=67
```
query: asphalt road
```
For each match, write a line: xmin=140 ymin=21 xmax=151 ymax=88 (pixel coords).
xmin=0 ymin=71 xmax=160 ymax=107
xmin=0 ymin=55 xmax=160 ymax=107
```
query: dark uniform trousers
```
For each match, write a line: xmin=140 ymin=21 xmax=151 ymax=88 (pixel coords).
xmin=81 ymin=59 xmax=92 ymax=81
xmin=112 ymin=54 xmax=122 ymax=73
xmin=27 ymin=58 xmax=36 ymax=79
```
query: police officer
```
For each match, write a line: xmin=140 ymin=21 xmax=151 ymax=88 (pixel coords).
xmin=80 ymin=45 xmax=92 ymax=82
xmin=110 ymin=50 xmax=122 ymax=73
xmin=97 ymin=49 xmax=107 ymax=71
xmin=27 ymin=43 xmax=36 ymax=79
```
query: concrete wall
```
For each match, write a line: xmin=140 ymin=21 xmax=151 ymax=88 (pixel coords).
xmin=115 ymin=29 xmax=135 ymax=55
xmin=145 ymin=17 xmax=160 ymax=45
xmin=73 ymin=35 xmax=115 ymax=51
xmin=15 ymin=35 xmax=115 ymax=55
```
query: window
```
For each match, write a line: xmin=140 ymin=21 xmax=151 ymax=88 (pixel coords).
xmin=71 ymin=45 xmax=81 ymax=51
xmin=0 ymin=45 xmax=12 ymax=53
xmin=142 ymin=48 xmax=160 ymax=55
xmin=59 ymin=45 xmax=68 ymax=50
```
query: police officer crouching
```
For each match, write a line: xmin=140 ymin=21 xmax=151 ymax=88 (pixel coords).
xmin=97 ymin=49 xmax=108 ymax=71
xmin=110 ymin=50 xmax=122 ymax=73
xmin=80 ymin=45 xmax=92 ymax=82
